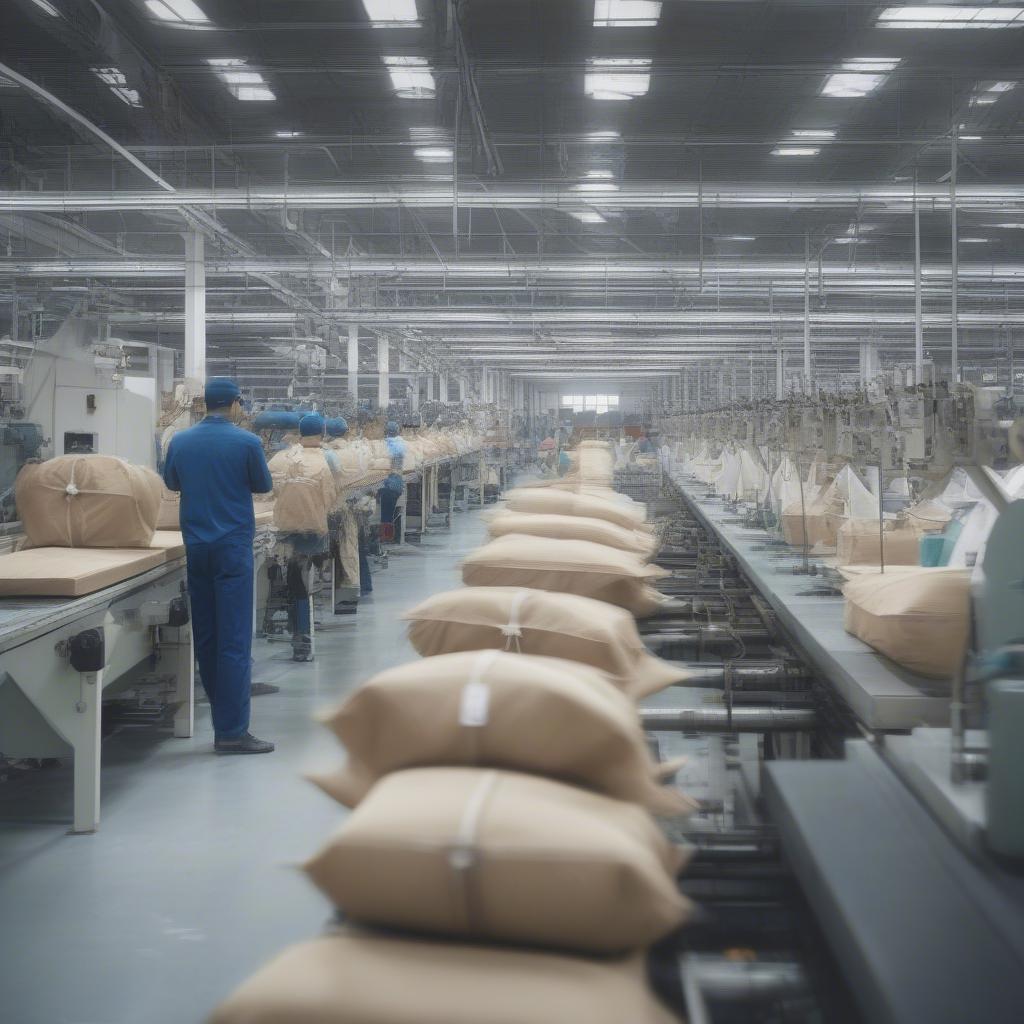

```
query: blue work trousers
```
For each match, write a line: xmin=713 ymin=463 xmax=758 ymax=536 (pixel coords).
xmin=185 ymin=536 xmax=254 ymax=740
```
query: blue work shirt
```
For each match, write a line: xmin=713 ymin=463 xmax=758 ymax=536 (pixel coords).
xmin=163 ymin=416 xmax=274 ymax=546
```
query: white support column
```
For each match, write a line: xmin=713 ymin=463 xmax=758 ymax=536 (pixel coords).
xmin=914 ymin=200 xmax=924 ymax=386
xmin=776 ymin=343 xmax=785 ymax=400
xmin=459 ymin=376 xmax=467 ymax=404
xmin=347 ymin=325 xmax=359 ymax=402
xmin=803 ymin=234 xmax=812 ymax=392
xmin=377 ymin=335 xmax=390 ymax=410
xmin=183 ymin=232 xmax=206 ymax=382
xmin=439 ymin=373 xmax=449 ymax=403
xmin=409 ymin=374 xmax=420 ymax=411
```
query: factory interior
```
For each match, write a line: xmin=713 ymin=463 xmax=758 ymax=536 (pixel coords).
xmin=2 ymin=1 xmax=1024 ymax=1022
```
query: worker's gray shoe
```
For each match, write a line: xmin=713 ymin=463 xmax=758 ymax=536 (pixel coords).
xmin=214 ymin=732 xmax=275 ymax=755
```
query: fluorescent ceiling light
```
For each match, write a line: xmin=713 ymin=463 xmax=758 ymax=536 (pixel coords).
xmin=960 ymin=134 xmax=982 ymax=141
xmin=362 ymin=0 xmax=419 ymax=25
xmin=572 ymin=181 xmax=620 ymax=192
xmin=719 ymin=235 xmax=756 ymax=241
xmin=594 ymin=1 xmax=662 ymax=27
xmin=91 ymin=67 xmax=143 ymax=107
xmin=960 ymin=237 xmax=991 ymax=242
xmin=568 ymin=210 xmax=607 ymax=224
xmin=0 ymin=76 xmax=18 ymax=89
xmin=383 ymin=56 xmax=435 ymax=98
xmin=822 ymin=58 xmax=900 ymax=97
xmin=584 ymin=169 xmax=615 ymax=179
xmin=772 ymin=146 xmax=820 ymax=156
xmin=833 ymin=236 xmax=867 ymax=244
xmin=276 ymin=131 xmax=302 ymax=138
xmin=414 ymin=147 xmax=453 ymax=163
xmin=987 ymin=80 xmax=1016 ymax=91
xmin=145 ymin=0 xmax=209 ymax=23
xmin=971 ymin=95 xmax=997 ymax=104
xmin=991 ymin=222 xmax=1024 ymax=228
xmin=586 ymin=130 xmax=621 ymax=141
xmin=585 ymin=58 xmax=652 ymax=101
xmin=207 ymin=59 xmax=275 ymax=101
xmin=31 ymin=0 xmax=61 ymax=15
xmin=877 ymin=6 xmax=1024 ymax=29
xmin=791 ymin=128 xmax=836 ymax=139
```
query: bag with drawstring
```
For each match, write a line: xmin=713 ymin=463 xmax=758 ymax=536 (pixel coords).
xmin=304 ymin=767 xmax=693 ymax=954
xmin=462 ymin=534 xmax=669 ymax=617
xmin=311 ymin=649 xmax=695 ymax=813
xmin=402 ymin=587 xmax=688 ymax=698
xmin=15 ymin=454 xmax=162 ymax=549
xmin=208 ymin=928 xmax=683 ymax=1024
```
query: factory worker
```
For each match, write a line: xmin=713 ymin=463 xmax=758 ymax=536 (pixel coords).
xmin=268 ymin=413 xmax=339 ymax=662
xmin=378 ymin=421 xmax=407 ymax=539
xmin=163 ymin=377 xmax=275 ymax=756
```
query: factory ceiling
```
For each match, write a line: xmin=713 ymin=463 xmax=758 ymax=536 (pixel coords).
xmin=1 ymin=0 xmax=1023 ymax=398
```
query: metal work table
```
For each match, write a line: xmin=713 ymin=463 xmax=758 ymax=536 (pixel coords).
xmin=0 ymin=557 xmax=194 ymax=833
xmin=667 ymin=472 xmax=949 ymax=731
xmin=765 ymin=741 xmax=1024 ymax=1024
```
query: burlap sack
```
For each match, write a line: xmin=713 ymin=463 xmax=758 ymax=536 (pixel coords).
xmin=488 ymin=511 xmax=657 ymax=558
xmin=843 ymin=568 xmax=971 ymax=679
xmin=312 ymin=650 xmax=694 ymax=813
xmin=208 ymin=929 xmax=681 ymax=1024
xmin=268 ymin=441 xmax=337 ymax=535
xmin=505 ymin=487 xmax=649 ymax=531
xmin=462 ymin=535 xmax=669 ymax=617
xmin=15 ymin=454 xmax=162 ymax=549
xmin=403 ymin=587 xmax=688 ymax=698
xmin=836 ymin=519 xmax=922 ymax=566
xmin=304 ymin=767 xmax=692 ymax=954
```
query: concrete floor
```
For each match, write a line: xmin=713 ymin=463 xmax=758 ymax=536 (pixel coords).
xmin=0 ymin=511 xmax=488 ymax=1024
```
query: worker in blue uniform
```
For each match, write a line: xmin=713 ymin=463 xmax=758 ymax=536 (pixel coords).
xmin=162 ymin=377 xmax=276 ymax=755
xmin=378 ymin=421 xmax=407 ymax=541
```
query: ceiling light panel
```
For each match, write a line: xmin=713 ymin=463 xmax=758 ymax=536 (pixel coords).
xmin=383 ymin=56 xmax=435 ymax=98
xmin=585 ymin=58 xmax=652 ymax=101
xmin=568 ymin=210 xmax=607 ymax=224
xmin=208 ymin=59 xmax=275 ymax=101
xmin=772 ymin=146 xmax=820 ymax=156
xmin=362 ymin=0 xmax=419 ymax=25
xmin=877 ymin=6 xmax=1024 ymax=29
xmin=792 ymin=129 xmax=837 ymax=139
xmin=593 ymin=1 xmax=662 ymax=27
xmin=91 ymin=67 xmax=142 ymax=107
xmin=145 ymin=0 xmax=209 ymax=23
xmin=414 ymin=147 xmax=453 ymax=163
xmin=586 ymin=130 xmax=621 ymax=141
xmin=276 ymin=131 xmax=302 ymax=138
xmin=822 ymin=58 xmax=900 ymax=97
xmin=31 ymin=0 xmax=61 ymax=15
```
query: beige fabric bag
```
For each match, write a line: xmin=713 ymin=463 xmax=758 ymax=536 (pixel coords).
xmin=505 ymin=487 xmax=649 ymax=531
xmin=313 ymin=649 xmax=693 ymax=813
xmin=304 ymin=767 xmax=692 ymax=954
xmin=268 ymin=440 xmax=337 ymax=535
xmin=843 ymin=568 xmax=971 ymax=679
xmin=836 ymin=519 xmax=922 ymax=566
xmin=156 ymin=486 xmax=180 ymax=530
xmin=15 ymin=454 xmax=162 ymax=549
xmin=462 ymin=535 xmax=669 ymax=618
xmin=208 ymin=929 xmax=681 ymax=1024
xmin=488 ymin=510 xmax=657 ymax=558
xmin=403 ymin=587 xmax=688 ymax=698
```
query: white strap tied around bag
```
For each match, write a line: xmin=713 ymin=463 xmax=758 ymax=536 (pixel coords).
xmin=448 ymin=769 xmax=500 ymax=931
xmin=459 ymin=649 xmax=499 ymax=728
xmin=500 ymin=589 xmax=531 ymax=652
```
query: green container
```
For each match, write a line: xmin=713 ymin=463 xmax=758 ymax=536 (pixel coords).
xmin=919 ymin=534 xmax=945 ymax=567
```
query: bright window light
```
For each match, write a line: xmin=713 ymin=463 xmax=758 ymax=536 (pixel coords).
xmin=31 ymin=0 xmax=61 ymax=15
xmin=383 ymin=56 xmax=435 ymax=98
xmin=414 ymin=147 xmax=454 ymax=163
xmin=276 ymin=130 xmax=303 ymax=138
xmin=362 ymin=0 xmax=419 ymax=25
xmin=207 ymin=59 xmax=276 ymax=101
xmin=772 ymin=146 xmax=820 ymax=156
xmin=568 ymin=210 xmax=607 ymax=224
xmin=562 ymin=394 xmax=619 ymax=413
xmin=145 ymin=0 xmax=209 ymax=23
xmin=91 ymin=67 xmax=143 ymax=107
xmin=594 ymin=1 xmax=662 ymax=27
xmin=877 ymin=6 xmax=1024 ymax=29
xmin=791 ymin=128 xmax=836 ymax=139
xmin=823 ymin=58 xmax=900 ymax=97
xmin=585 ymin=58 xmax=652 ymax=100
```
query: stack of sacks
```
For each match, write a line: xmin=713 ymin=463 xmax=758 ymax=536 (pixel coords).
xmin=504 ymin=486 xmax=651 ymax=532
xmin=15 ymin=454 xmax=163 ymax=549
xmin=402 ymin=587 xmax=689 ymax=698
xmin=487 ymin=510 xmax=659 ymax=559
xmin=212 ymin=652 xmax=692 ymax=1023
xmin=781 ymin=464 xmax=874 ymax=550
xmin=463 ymin=535 xmax=669 ymax=617
xmin=843 ymin=567 xmax=971 ymax=679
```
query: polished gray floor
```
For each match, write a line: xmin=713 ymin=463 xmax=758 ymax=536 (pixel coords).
xmin=0 ymin=512 xmax=487 ymax=1024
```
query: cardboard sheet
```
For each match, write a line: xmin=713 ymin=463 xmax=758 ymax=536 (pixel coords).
xmin=150 ymin=531 xmax=186 ymax=559
xmin=0 ymin=547 xmax=167 ymax=598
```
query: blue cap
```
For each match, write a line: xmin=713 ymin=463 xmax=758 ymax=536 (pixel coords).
xmin=325 ymin=416 xmax=348 ymax=438
xmin=386 ymin=420 xmax=400 ymax=437
xmin=299 ymin=413 xmax=326 ymax=438
xmin=205 ymin=377 xmax=241 ymax=410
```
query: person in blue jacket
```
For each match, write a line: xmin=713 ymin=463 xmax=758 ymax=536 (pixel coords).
xmin=378 ymin=421 xmax=407 ymax=539
xmin=163 ymin=377 xmax=276 ymax=755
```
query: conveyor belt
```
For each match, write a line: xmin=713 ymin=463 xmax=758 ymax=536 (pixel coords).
xmin=0 ymin=557 xmax=185 ymax=655
xmin=764 ymin=742 xmax=1024 ymax=1024
xmin=667 ymin=472 xmax=948 ymax=731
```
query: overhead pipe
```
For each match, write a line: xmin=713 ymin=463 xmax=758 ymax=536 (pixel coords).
xmin=640 ymin=706 xmax=816 ymax=732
